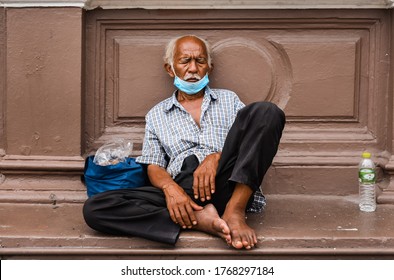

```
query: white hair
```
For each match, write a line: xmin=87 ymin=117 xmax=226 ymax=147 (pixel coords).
xmin=164 ymin=35 xmax=212 ymax=67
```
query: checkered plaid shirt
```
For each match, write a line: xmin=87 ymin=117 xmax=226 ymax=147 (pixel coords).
xmin=136 ymin=86 xmax=265 ymax=213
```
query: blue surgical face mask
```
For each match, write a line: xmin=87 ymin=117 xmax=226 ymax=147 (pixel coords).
xmin=173 ymin=74 xmax=209 ymax=95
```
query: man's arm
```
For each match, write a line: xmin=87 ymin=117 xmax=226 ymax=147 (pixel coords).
xmin=147 ymin=164 xmax=203 ymax=229
xmin=192 ymin=152 xmax=221 ymax=202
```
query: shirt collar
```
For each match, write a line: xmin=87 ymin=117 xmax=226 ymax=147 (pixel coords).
xmin=164 ymin=86 xmax=218 ymax=112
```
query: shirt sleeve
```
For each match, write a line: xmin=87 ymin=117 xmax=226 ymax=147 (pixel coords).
xmin=228 ymin=92 xmax=245 ymax=129
xmin=193 ymin=150 xmax=208 ymax=165
xmin=135 ymin=121 xmax=168 ymax=168
xmin=234 ymin=93 xmax=245 ymax=113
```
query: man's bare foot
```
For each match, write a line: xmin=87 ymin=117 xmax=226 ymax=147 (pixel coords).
xmin=193 ymin=204 xmax=231 ymax=244
xmin=222 ymin=209 xmax=257 ymax=250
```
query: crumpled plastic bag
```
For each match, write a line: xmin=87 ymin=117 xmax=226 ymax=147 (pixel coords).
xmin=93 ymin=138 xmax=133 ymax=166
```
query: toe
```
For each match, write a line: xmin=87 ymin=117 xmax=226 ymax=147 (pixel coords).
xmin=233 ymin=240 xmax=244 ymax=249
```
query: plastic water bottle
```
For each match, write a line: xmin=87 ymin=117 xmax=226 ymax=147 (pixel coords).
xmin=358 ymin=152 xmax=376 ymax=212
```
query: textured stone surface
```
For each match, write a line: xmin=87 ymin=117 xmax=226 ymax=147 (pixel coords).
xmin=1 ymin=195 xmax=394 ymax=259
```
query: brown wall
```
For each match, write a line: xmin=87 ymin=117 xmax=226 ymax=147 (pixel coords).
xmin=0 ymin=7 xmax=393 ymax=202
xmin=6 ymin=8 xmax=82 ymax=156
xmin=0 ymin=8 xmax=85 ymax=200
xmin=84 ymin=9 xmax=391 ymax=197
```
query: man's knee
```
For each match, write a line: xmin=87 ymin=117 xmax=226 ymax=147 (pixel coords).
xmin=239 ymin=101 xmax=285 ymax=128
xmin=82 ymin=198 xmax=102 ymax=230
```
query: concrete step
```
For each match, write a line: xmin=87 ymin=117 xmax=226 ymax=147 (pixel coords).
xmin=1 ymin=195 xmax=394 ymax=259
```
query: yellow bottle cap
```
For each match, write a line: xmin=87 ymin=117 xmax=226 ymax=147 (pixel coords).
xmin=362 ymin=152 xmax=371 ymax=158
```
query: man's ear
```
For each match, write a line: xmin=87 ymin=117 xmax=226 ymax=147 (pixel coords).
xmin=164 ymin=63 xmax=175 ymax=78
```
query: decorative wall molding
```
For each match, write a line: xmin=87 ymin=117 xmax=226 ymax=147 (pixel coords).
xmin=84 ymin=9 xmax=389 ymax=161
xmin=84 ymin=0 xmax=394 ymax=10
xmin=0 ymin=155 xmax=84 ymax=174
xmin=0 ymin=9 xmax=5 ymax=152
xmin=0 ymin=0 xmax=393 ymax=9
xmin=0 ymin=0 xmax=86 ymax=7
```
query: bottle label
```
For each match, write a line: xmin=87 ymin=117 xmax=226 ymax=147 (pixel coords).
xmin=359 ymin=168 xmax=376 ymax=184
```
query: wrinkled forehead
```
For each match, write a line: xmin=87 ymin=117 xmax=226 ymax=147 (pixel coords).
xmin=175 ymin=37 xmax=208 ymax=58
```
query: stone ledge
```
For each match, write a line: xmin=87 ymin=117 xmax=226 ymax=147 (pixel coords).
xmin=1 ymin=195 xmax=394 ymax=259
xmin=2 ymin=247 xmax=394 ymax=260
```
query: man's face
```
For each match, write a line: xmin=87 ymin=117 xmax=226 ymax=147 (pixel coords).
xmin=168 ymin=37 xmax=211 ymax=81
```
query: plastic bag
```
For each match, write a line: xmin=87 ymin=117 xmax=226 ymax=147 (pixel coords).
xmin=84 ymin=155 xmax=147 ymax=197
xmin=93 ymin=138 xmax=133 ymax=166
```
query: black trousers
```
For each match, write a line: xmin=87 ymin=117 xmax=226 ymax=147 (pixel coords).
xmin=83 ymin=102 xmax=285 ymax=245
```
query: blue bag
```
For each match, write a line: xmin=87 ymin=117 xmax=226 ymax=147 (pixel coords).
xmin=84 ymin=155 xmax=147 ymax=197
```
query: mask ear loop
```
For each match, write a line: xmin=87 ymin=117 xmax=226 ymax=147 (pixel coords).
xmin=170 ymin=64 xmax=178 ymax=78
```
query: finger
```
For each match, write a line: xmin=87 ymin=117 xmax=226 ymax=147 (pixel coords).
xmin=185 ymin=204 xmax=197 ymax=226
xmin=193 ymin=176 xmax=199 ymax=200
xmin=204 ymin=175 xmax=211 ymax=200
xmin=190 ymin=200 xmax=204 ymax=211
xmin=168 ymin=208 xmax=177 ymax=224
xmin=179 ymin=207 xmax=193 ymax=228
xmin=174 ymin=209 xmax=185 ymax=229
xmin=198 ymin=175 xmax=206 ymax=202
xmin=210 ymin=175 xmax=216 ymax=194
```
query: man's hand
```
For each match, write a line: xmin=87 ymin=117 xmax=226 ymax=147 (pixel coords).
xmin=147 ymin=164 xmax=203 ymax=228
xmin=193 ymin=153 xmax=221 ymax=202
xmin=162 ymin=183 xmax=203 ymax=229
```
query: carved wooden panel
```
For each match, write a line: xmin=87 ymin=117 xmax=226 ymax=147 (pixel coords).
xmin=84 ymin=10 xmax=390 ymax=161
